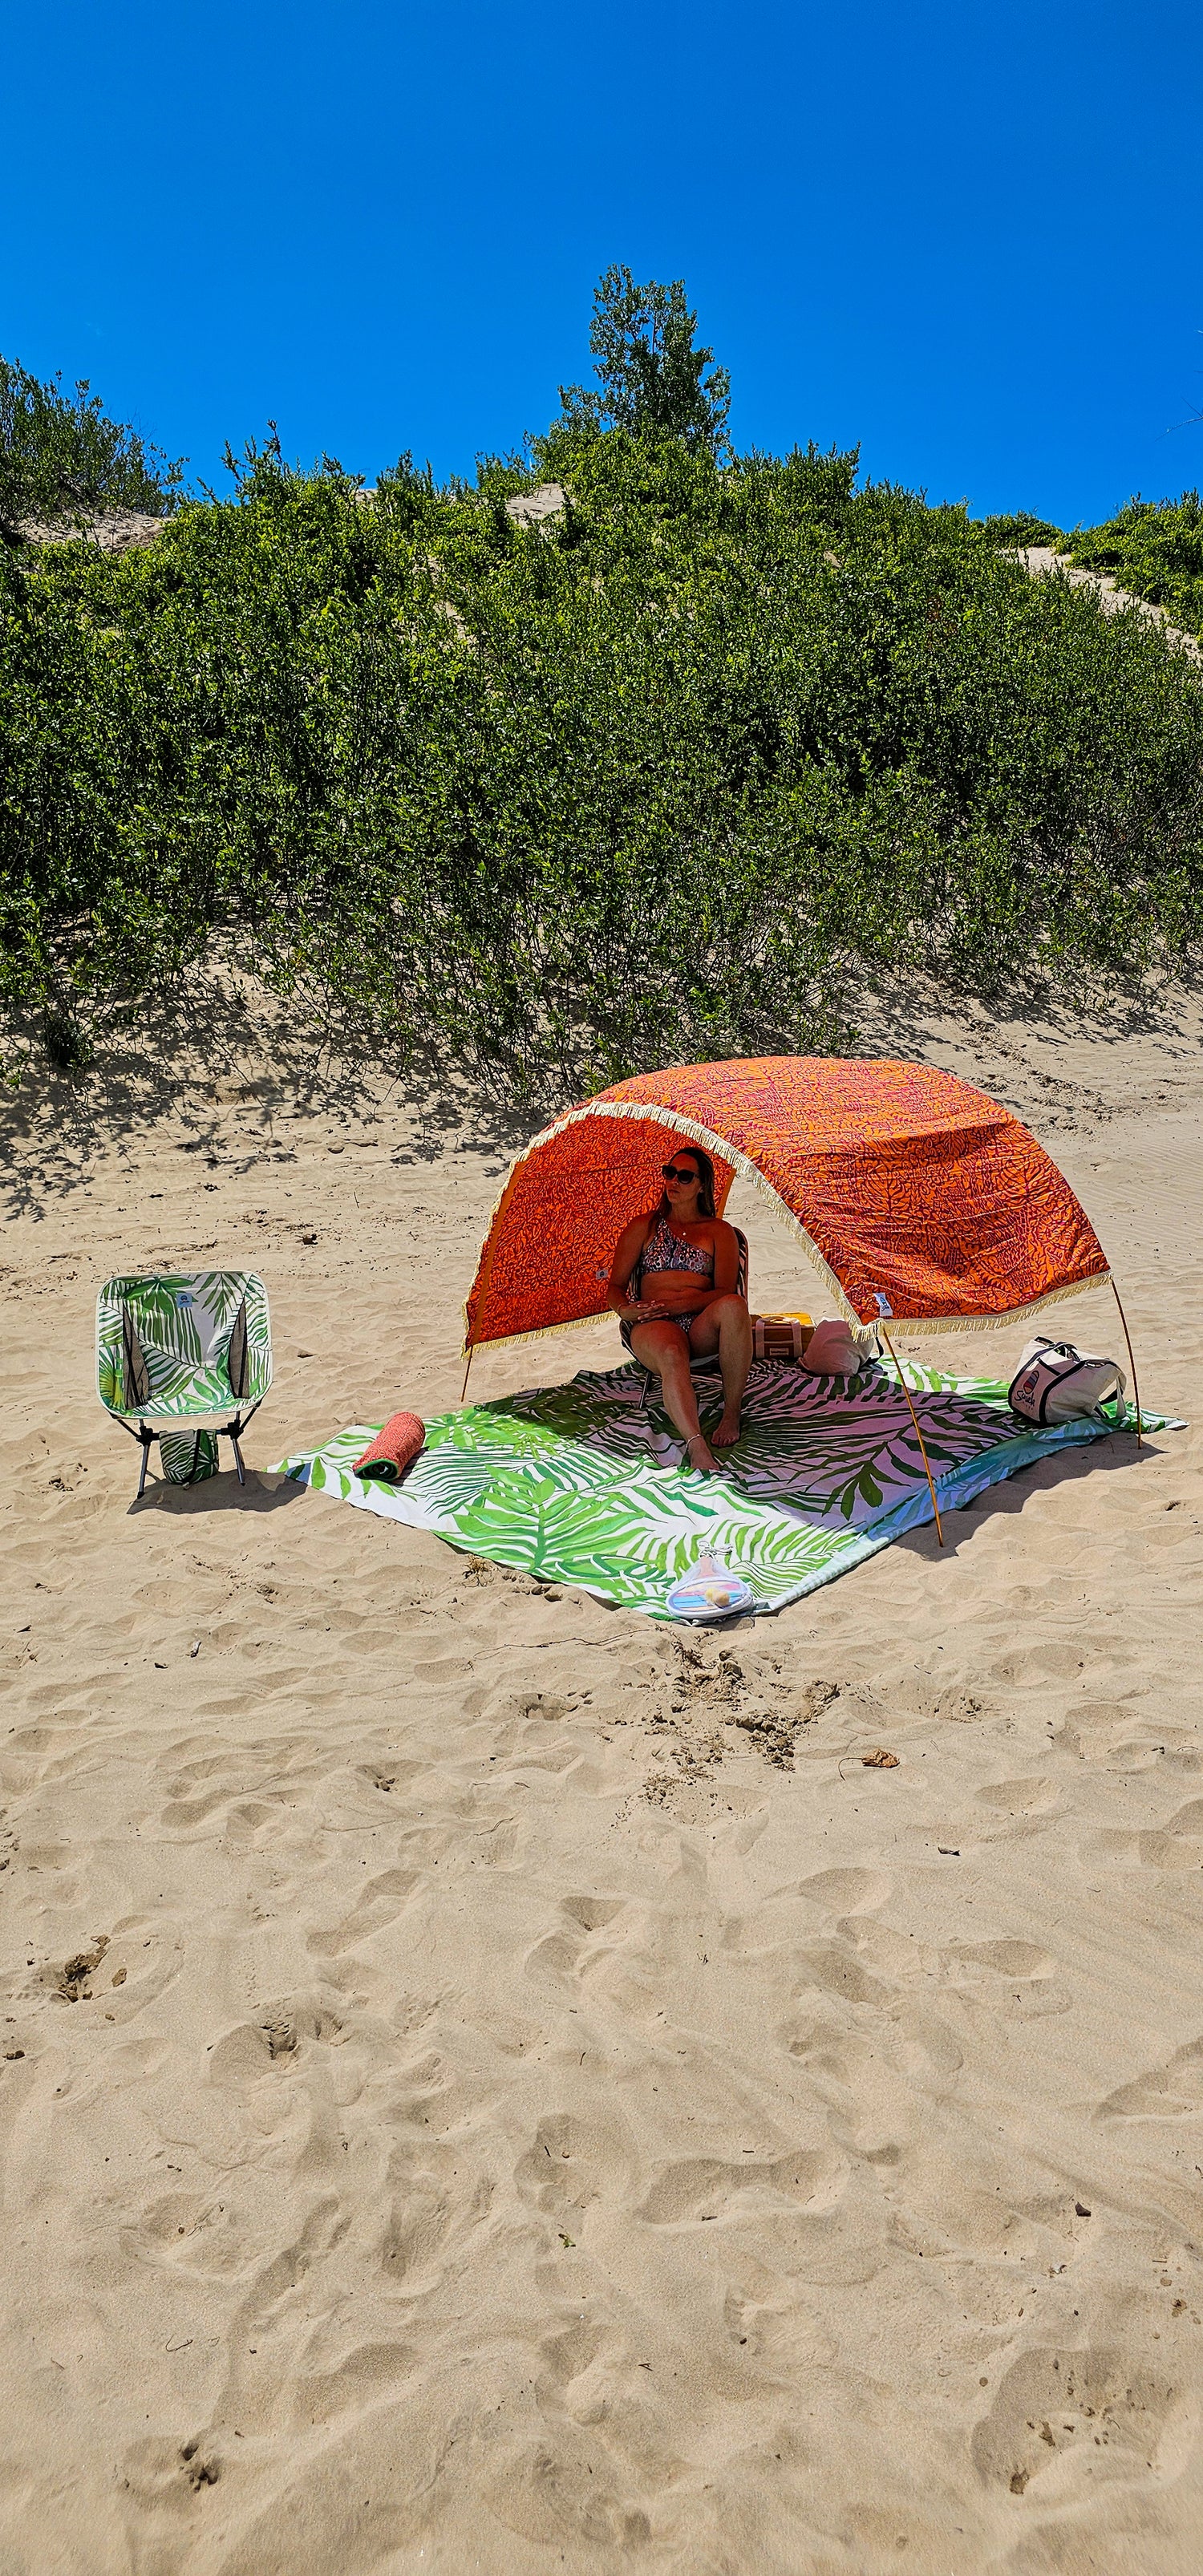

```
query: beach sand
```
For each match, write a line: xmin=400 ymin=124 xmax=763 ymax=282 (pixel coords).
xmin=2 ymin=987 xmax=1201 ymax=2574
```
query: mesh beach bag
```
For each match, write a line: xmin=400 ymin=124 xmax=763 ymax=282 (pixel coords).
xmin=158 ymin=1430 xmax=220 ymax=1484
xmin=1008 ymin=1336 xmax=1128 ymax=1428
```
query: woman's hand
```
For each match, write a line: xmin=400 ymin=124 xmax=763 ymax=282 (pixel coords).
xmin=625 ymin=1296 xmax=705 ymax=1324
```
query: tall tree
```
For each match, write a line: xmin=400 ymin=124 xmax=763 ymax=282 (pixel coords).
xmin=557 ymin=265 xmax=731 ymax=457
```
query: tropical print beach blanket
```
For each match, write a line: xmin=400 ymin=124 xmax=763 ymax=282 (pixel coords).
xmin=277 ymin=1357 xmax=1177 ymax=1620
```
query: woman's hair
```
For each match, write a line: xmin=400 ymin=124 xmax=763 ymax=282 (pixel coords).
xmin=654 ymin=1143 xmax=717 ymax=1222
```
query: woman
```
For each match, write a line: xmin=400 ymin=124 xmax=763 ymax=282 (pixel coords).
xmin=606 ymin=1145 xmax=752 ymax=1474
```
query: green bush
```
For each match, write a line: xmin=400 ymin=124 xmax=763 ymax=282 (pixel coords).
xmin=0 ymin=352 xmax=182 ymax=533
xmin=976 ymin=511 xmax=1066 ymax=549
xmin=2 ymin=431 xmax=1202 ymax=1096
xmin=1067 ymin=492 xmax=1203 ymax=642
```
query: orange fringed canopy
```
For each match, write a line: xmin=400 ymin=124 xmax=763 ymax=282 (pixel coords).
xmin=463 ymin=1057 xmax=1110 ymax=1352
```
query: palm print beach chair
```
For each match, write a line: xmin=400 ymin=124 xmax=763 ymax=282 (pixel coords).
xmin=96 ymin=1271 xmax=272 ymax=1497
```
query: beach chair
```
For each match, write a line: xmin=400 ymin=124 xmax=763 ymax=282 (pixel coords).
xmin=633 ymin=1228 xmax=750 ymax=1414
xmin=96 ymin=1270 xmax=273 ymax=1498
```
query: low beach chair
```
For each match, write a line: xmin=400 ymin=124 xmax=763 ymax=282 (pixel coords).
xmin=96 ymin=1270 xmax=273 ymax=1498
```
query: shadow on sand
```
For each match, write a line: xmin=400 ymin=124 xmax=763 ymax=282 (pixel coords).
xmin=127 ymin=1468 xmax=309 ymax=1520
xmin=5 ymin=958 xmax=1201 ymax=1222
xmin=891 ymin=1419 xmax=1165 ymax=1570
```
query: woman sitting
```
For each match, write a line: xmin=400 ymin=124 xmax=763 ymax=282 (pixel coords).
xmin=606 ymin=1145 xmax=751 ymax=1475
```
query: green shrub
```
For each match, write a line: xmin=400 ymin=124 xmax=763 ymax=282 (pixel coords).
xmin=2 ymin=431 xmax=1201 ymax=1096
xmin=976 ymin=511 xmax=1066 ymax=549
xmin=0 ymin=352 xmax=183 ymax=533
xmin=1067 ymin=492 xmax=1203 ymax=641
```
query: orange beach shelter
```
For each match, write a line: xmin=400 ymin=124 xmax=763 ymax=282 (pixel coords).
xmin=464 ymin=1056 xmax=1122 ymax=1355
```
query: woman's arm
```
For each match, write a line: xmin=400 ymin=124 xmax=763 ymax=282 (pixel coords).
xmin=606 ymin=1217 xmax=669 ymax=1323
xmin=658 ymin=1222 xmax=739 ymax=1318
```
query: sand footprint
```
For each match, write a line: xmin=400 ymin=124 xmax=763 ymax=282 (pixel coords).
xmin=118 ymin=2431 xmax=223 ymax=2506
xmin=487 ymin=2429 xmax=653 ymax=2554
xmin=515 ymin=2110 xmax=634 ymax=2220
xmin=1136 ymin=1797 xmax=1203 ymax=1869
xmin=206 ymin=1996 xmax=344 ymax=2088
xmin=970 ymin=2343 xmax=1186 ymax=2497
xmin=639 ymin=2146 xmax=843 ymax=2226
xmin=537 ymin=2314 xmax=611 ymax=2399
xmin=726 ymin=1868 xmax=893 ymax=1969
xmin=307 ymin=1867 xmax=423 ymax=1958
xmin=1097 ymin=2034 xmax=1203 ymax=2120
xmin=524 ymin=1892 xmax=626 ymax=1986
xmin=126 ymin=2188 xmax=254 ymax=2278
xmin=722 ymin=2266 xmax=836 ymax=2368
xmin=796 ymin=1938 xmax=893 ymax=2007
xmin=975 ymin=1776 xmax=1059 ymax=1817
xmin=379 ymin=2183 xmax=454 ymax=2286
xmin=944 ymin=1938 xmax=1055 ymax=1981
xmin=287 ymin=2337 xmax=416 ymax=2430
xmin=157 ymin=1766 xmax=242 ymax=1831
xmin=232 ymin=2194 xmax=351 ymax=2337
xmin=796 ymin=1866 xmax=893 ymax=1916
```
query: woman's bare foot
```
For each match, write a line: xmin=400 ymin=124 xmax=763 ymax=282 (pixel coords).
xmin=684 ymin=1432 xmax=721 ymax=1475
xmin=711 ymin=1410 xmax=743 ymax=1449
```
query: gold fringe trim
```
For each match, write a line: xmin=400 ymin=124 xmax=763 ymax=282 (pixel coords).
xmin=866 ymin=1272 xmax=1112 ymax=1338
xmin=461 ymin=1096 xmax=1111 ymax=1354
xmin=459 ymin=1309 xmax=619 ymax=1360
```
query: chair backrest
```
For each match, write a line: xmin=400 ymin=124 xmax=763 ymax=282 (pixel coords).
xmin=96 ymin=1271 xmax=272 ymax=1420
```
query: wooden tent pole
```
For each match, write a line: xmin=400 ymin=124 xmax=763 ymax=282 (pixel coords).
xmin=1110 ymin=1280 xmax=1143 ymax=1449
xmin=879 ymin=1326 xmax=945 ymax=1546
xmin=460 ymin=1345 xmax=475 ymax=1406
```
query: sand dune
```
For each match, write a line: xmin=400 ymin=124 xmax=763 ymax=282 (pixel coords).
xmin=2 ymin=988 xmax=1201 ymax=2573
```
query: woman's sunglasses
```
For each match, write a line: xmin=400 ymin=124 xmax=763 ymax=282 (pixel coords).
xmin=662 ymin=1163 xmax=699 ymax=1183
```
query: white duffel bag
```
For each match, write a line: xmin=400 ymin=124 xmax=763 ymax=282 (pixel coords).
xmin=1008 ymin=1335 xmax=1127 ymax=1428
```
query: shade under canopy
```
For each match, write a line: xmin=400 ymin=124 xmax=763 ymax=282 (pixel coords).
xmin=463 ymin=1056 xmax=1110 ymax=1351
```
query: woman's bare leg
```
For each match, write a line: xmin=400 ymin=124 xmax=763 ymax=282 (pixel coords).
xmin=628 ymin=1321 xmax=721 ymax=1472
xmin=687 ymin=1295 xmax=752 ymax=1447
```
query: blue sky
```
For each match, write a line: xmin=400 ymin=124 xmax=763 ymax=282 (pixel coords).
xmin=5 ymin=0 xmax=1201 ymax=525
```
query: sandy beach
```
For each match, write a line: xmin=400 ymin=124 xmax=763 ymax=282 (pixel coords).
xmin=2 ymin=985 xmax=1201 ymax=2574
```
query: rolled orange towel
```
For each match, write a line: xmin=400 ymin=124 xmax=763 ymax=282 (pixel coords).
xmin=352 ymin=1411 xmax=425 ymax=1483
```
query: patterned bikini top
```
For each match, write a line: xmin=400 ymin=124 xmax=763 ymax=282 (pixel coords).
xmin=640 ymin=1215 xmax=715 ymax=1281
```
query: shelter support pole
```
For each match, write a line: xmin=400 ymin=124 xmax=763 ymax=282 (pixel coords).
xmin=879 ymin=1330 xmax=945 ymax=1546
xmin=460 ymin=1346 xmax=475 ymax=1406
xmin=1110 ymin=1282 xmax=1143 ymax=1449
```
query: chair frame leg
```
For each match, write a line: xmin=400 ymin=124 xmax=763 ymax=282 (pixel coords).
xmin=218 ymin=1401 xmax=261 ymax=1487
xmin=118 ymin=1396 xmax=265 ymax=1501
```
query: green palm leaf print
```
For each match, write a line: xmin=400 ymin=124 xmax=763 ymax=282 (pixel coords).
xmin=96 ymin=1271 xmax=272 ymax=1420
xmin=279 ymin=1355 xmax=1179 ymax=1620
